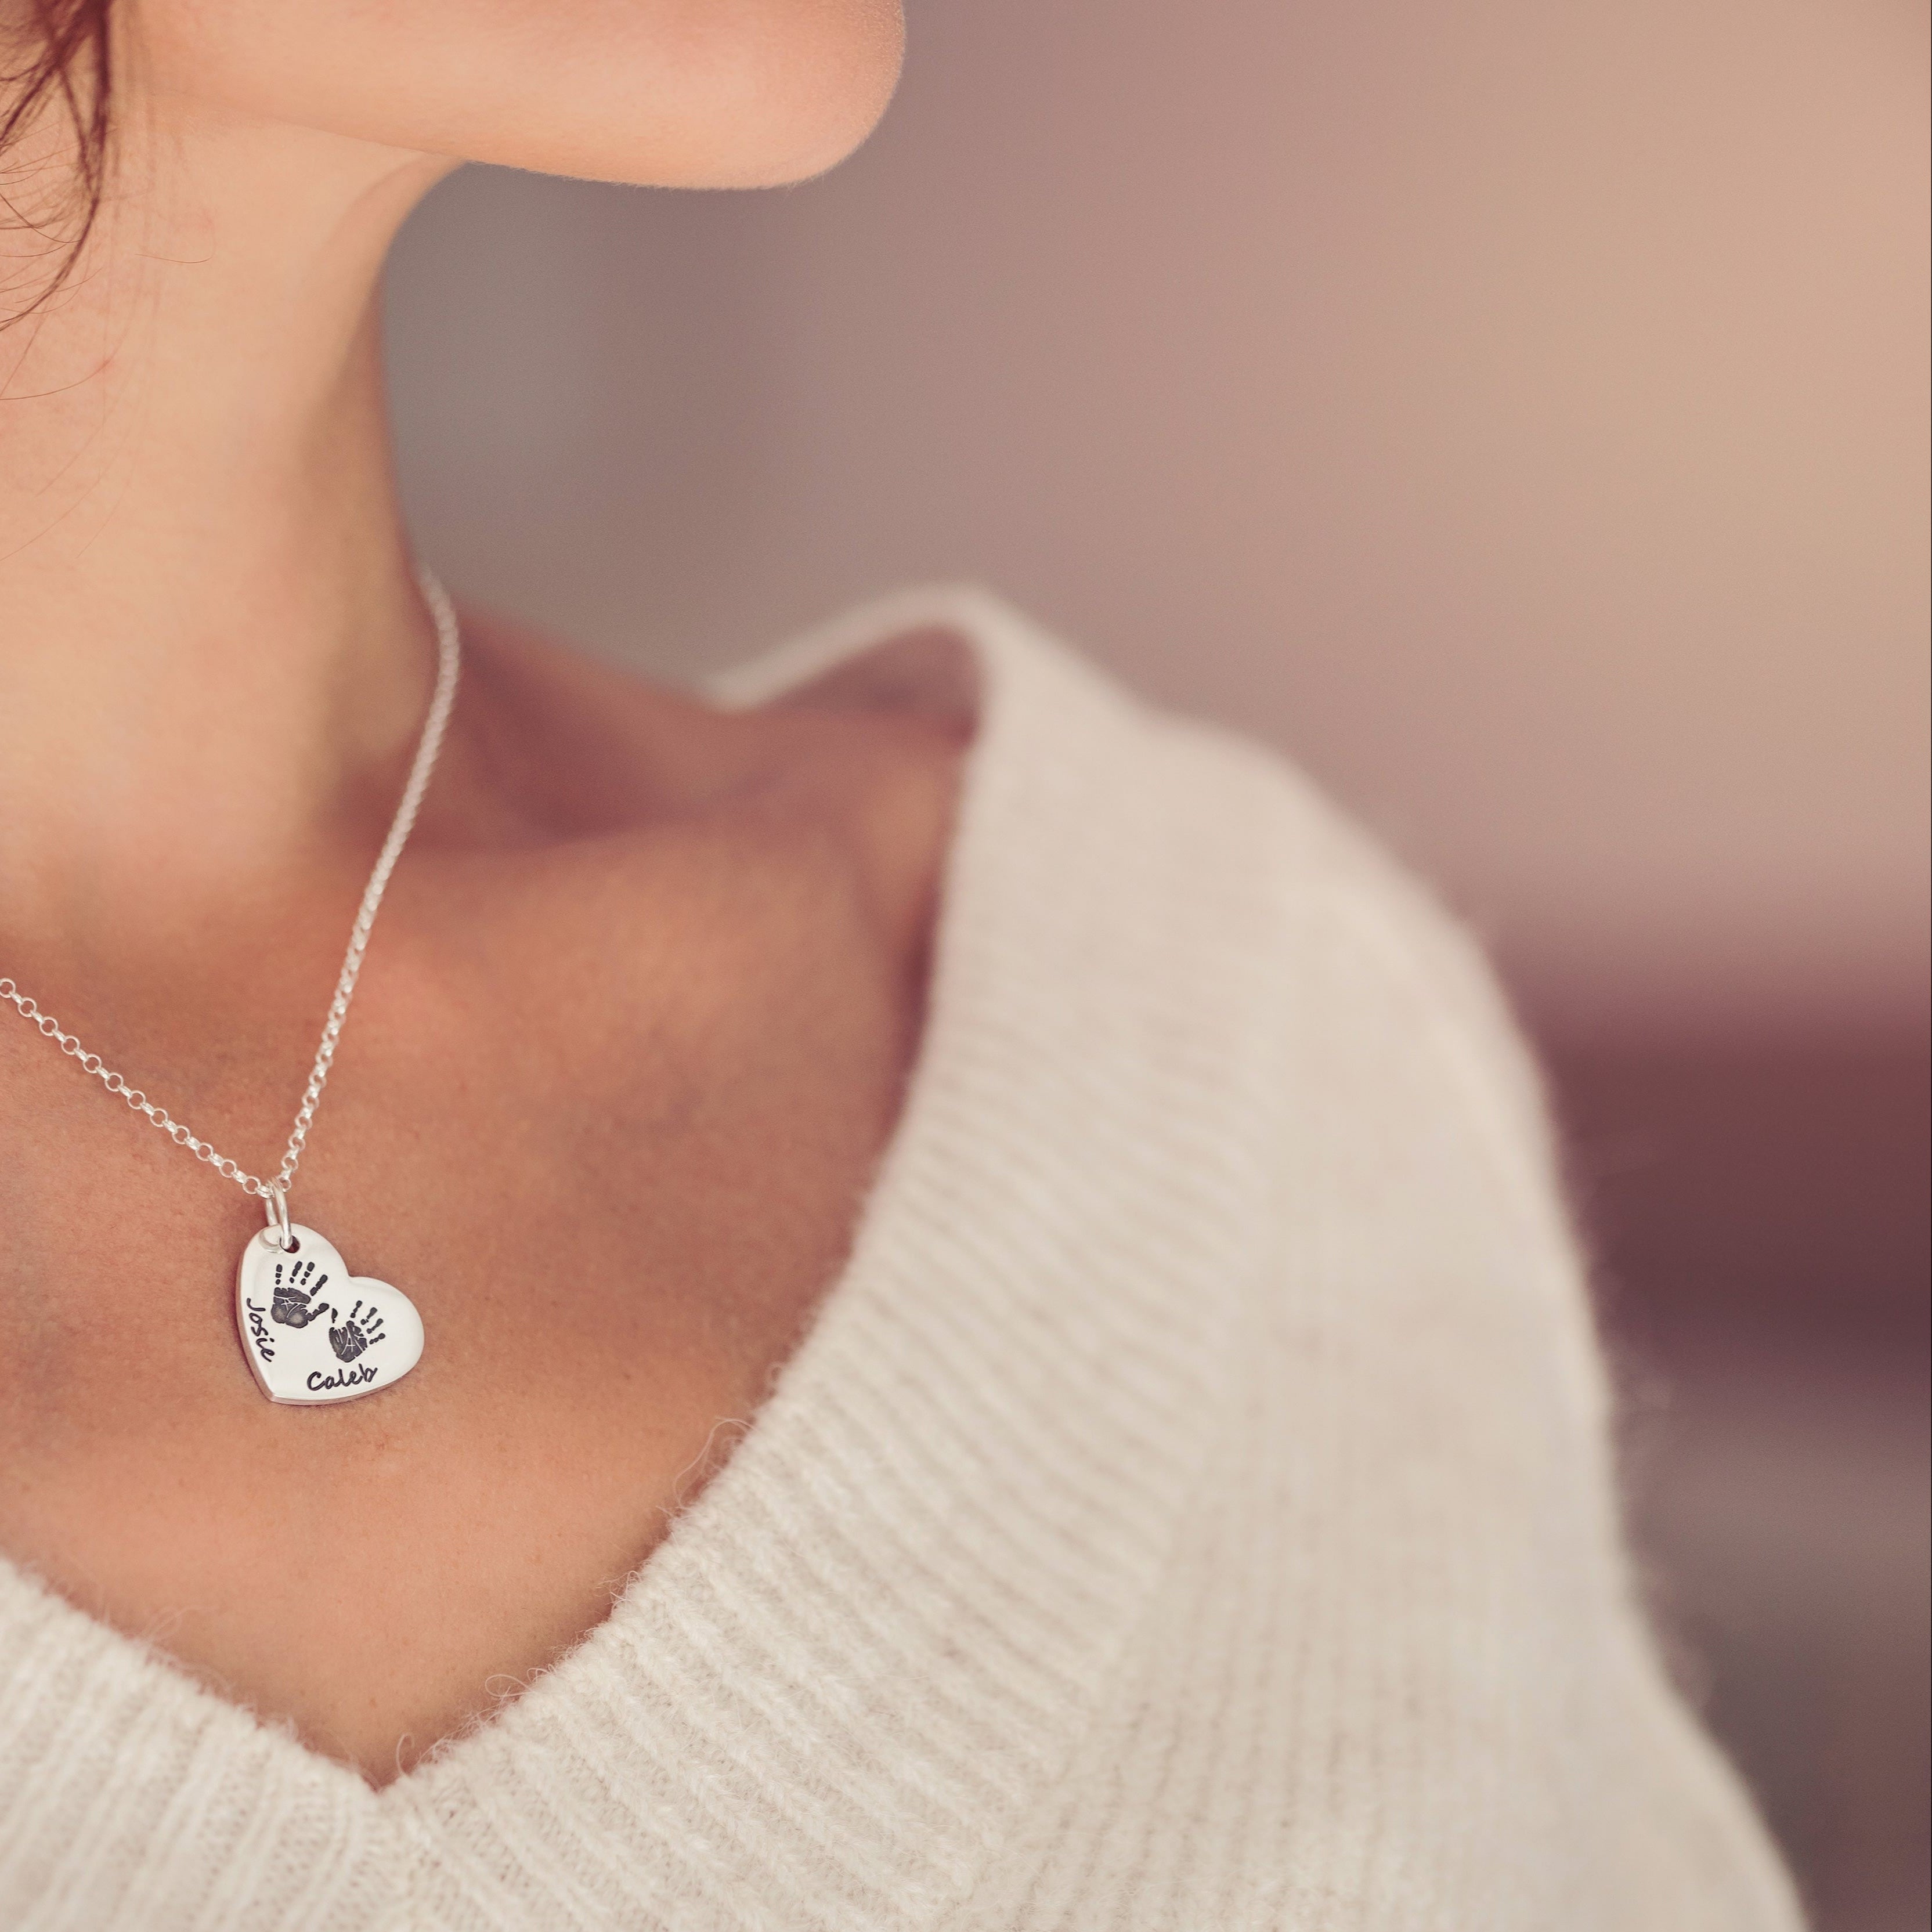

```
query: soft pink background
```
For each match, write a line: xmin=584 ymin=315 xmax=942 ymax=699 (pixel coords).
xmin=388 ymin=0 xmax=1928 ymax=1045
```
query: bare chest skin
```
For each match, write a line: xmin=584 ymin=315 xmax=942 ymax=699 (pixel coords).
xmin=0 ymin=624 xmax=965 ymax=1786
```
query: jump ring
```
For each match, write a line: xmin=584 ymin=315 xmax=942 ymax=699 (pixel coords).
xmin=261 ymin=1185 xmax=295 ymax=1252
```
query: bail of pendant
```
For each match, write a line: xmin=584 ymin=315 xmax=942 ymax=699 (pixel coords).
xmin=261 ymin=1184 xmax=295 ymax=1252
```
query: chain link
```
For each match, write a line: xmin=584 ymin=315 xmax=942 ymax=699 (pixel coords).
xmin=0 ymin=568 xmax=462 ymax=1209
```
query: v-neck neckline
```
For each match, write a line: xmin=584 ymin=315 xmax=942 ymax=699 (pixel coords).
xmin=0 ymin=587 xmax=1262 ymax=1929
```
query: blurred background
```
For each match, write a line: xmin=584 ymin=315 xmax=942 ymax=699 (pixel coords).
xmin=382 ymin=0 xmax=1930 ymax=1922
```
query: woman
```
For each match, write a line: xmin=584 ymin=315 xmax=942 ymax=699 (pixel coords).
xmin=0 ymin=1 xmax=1800 ymax=1926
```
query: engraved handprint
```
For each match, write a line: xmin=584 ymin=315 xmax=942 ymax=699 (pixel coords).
xmin=328 ymin=1298 xmax=387 ymax=1363
xmin=269 ymin=1256 xmax=332 ymax=1328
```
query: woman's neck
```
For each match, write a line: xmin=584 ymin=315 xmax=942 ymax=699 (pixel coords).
xmin=0 ymin=97 xmax=454 ymax=945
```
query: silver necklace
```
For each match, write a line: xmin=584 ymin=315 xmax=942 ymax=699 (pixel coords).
xmin=0 ymin=568 xmax=461 ymax=1406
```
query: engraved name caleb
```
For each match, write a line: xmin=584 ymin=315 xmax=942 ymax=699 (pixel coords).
xmin=307 ymin=1363 xmax=380 ymax=1392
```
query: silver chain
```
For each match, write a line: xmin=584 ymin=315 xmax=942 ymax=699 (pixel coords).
xmin=0 ymin=567 xmax=463 ymax=1216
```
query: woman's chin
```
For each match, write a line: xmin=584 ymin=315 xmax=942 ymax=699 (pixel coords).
xmin=142 ymin=0 xmax=905 ymax=192
xmin=672 ymin=0 xmax=907 ymax=189
xmin=536 ymin=27 xmax=907 ymax=192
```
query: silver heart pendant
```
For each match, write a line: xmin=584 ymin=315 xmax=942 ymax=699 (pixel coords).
xmin=234 ymin=1224 xmax=425 ymax=1405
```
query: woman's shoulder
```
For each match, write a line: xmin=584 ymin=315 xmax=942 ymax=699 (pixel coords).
xmin=463 ymin=583 xmax=1562 ymax=1273
xmin=876 ymin=594 xmax=1799 ymax=1927
xmin=782 ymin=588 xmax=1556 ymax=1166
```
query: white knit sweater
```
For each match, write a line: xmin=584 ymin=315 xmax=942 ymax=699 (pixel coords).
xmin=0 ymin=591 xmax=1799 ymax=1931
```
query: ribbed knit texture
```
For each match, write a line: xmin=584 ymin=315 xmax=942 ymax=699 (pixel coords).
xmin=0 ymin=590 xmax=1801 ymax=1930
